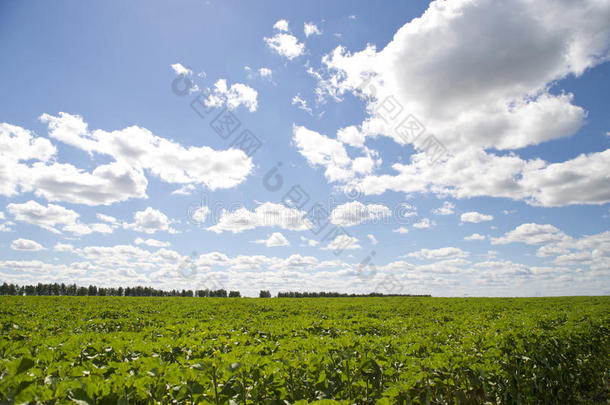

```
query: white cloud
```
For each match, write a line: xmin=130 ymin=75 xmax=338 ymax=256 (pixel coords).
xmin=38 ymin=112 xmax=253 ymax=197
xmin=432 ymin=201 xmax=455 ymax=216
xmin=273 ymin=19 xmax=289 ymax=32
xmin=318 ymin=0 xmax=610 ymax=152
xmin=7 ymin=200 xmax=113 ymax=236
xmin=413 ymin=218 xmax=434 ymax=229
xmin=96 ymin=214 xmax=118 ymax=225
xmin=53 ymin=243 xmax=74 ymax=252
xmin=461 ymin=211 xmax=494 ymax=223
xmin=11 ymin=238 xmax=45 ymax=251
xmin=337 ymin=125 xmax=365 ymax=148
xmin=205 ymin=79 xmax=258 ymax=112
xmin=208 ymin=202 xmax=310 ymax=233
xmin=357 ymin=149 xmax=610 ymax=207
xmin=0 ymin=240 xmax=604 ymax=296
xmin=190 ymin=206 xmax=210 ymax=224
xmin=0 ymin=123 xmax=56 ymax=164
xmin=492 ymin=223 xmax=567 ymax=245
xmin=0 ymin=123 xmax=56 ymax=197
xmin=258 ymin=67 xmax=273 ymax=79
xmin=323 ymin=234 xmax=361 ymax=251
xmin=393 ymin=227 xmax=409 ymax=234
xmin=293 ymin=125 xmax=380 ymax=182
xmin=0 ymin=211 xmax=13 ymax=232
xmin=170 ymin=63 xmax=192 ymax=76
xmin=134 ymin=237 xmax=171 ymax=248
xmin=292 ymin=94 xmax=312 ymax=114
xmin=464 ymin=233 xmax=486 ymax=241
xmin=367 ymin=234 xmax=378 ymax=245
xmin=172 ymin=184 xmax=196 ymax=195
xmin=300 ymin=236 xmax=320 ymax=247
xmin=125 ymin=207 xmax=177 ymax=234
xmin=519 ymin=149 xmax=610 ymax=206
xmin=308 ymin=0 xmax=610 ymax=207
xmin=304 ymin=22 xmax=322 ymax=37
xmin=407 ymin=247 xmax=469 ymax=260
xmin=24 ymin=161 xmax=148 ymax=206
xmin=549 ymin=232 xmax=610 ymax=271
xmin=330 ymin=201 xmax=391 ymax=227
xmin=255 ymin=232 xmax=290 ymax=247
xmin=265 ymin=33 xmax=305 ymax=60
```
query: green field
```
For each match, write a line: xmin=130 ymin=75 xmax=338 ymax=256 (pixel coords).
xmin=1 ymin=296 xmax=608 ymax=404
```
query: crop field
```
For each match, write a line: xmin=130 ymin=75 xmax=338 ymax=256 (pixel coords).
xmin=0 ymin=296 xmax=608 ymax=404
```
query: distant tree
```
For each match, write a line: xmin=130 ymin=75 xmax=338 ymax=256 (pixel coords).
xmin=228 ymin=291 xmax=241 ymax=298
xmin=259 ymin=290 xmax=271 ymax=298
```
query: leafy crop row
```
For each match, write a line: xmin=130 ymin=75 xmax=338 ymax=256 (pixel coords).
xmin=0 ymin=296 xmax=608 ymax=403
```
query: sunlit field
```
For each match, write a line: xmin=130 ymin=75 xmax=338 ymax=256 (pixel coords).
xmin=1 ymin=296 xmax=608 ymax=404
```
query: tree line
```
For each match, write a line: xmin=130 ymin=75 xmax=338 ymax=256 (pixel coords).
xmin=0 ymin=283 xmax=430 ymax=298
xmin=276 ymin=291 xmax=432 ymax=298
xmin=0 ymin=282 xmax=241 ymax=298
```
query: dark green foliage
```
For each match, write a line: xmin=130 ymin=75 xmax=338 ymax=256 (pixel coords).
xmin=0 ymin=296 xmax=607 ymax=404
xmin=0 ymin=282 xmax=231 ymax=298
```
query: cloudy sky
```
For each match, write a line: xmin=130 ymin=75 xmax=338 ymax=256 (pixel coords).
xmin=1 ymin=0 xmax=609 ymax=297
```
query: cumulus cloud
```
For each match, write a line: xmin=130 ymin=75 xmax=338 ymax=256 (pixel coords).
xmin=323 ymin=234 xmax=361 ymax=251
xmin=0 ymin=240 xmax=603 ymax=296
xmin=393 ymin=227 xmax=409 ymax=234
xmin=407 ymin=247 xmax=469 ymax=260
xmin=413 ymin=218 xmax=434 ymax=229
xmin=37 ymin=112 xmax=253 ymax=200
xmin=356 ymin=149 xmax=610 ymax=207
xmin=205 ymin=79 xmax=258 ymax=112
xmin=367 ymin=234 xmax=378 ymax=245
xmin=330 ymin=201 xmax=391 ymax=227
xmin=300 ymin=236 xmax=320 ymax=247
xmin=134 ymin=237 xmax=171 ymax=248
xmin=170 ymin=63 xmax=192 ymax=76
xmin=461 ymin=211 xmax=494 ymax=223
xmin=124 ymin=207 xmax=177 ymax=234
xmin=0 ymin=123 xmax=55 ymax=197
xmin=464 ymin=233 xmax=486 ymax=241
xmin=208 ymin=202 xmax=310 ymax=233
xmin=490 ymin=225 xmax=609 ymax=271
xmin=255 ymin=232 xmax=290 ymax=247
xmin=265 ymin=33 xmax=305 ymax=60
xmin=273 ymin=19 xmax=289 ymax=32
xmin=11 ymin=238 xmax=45 ymax=251
xmin=292 ymin=93 xmax=312 ymax=114
xmin=492 ymin=223 xmax=567 ymax=245
xmin=337 ymin=125 xmax=366 ymax=148
xmin=189 ymin=206 xmax=210 ymax=224
xmin=432 ymin=201 xmax=455 ymax=216
xmin=25 ymin=161 xmax=148 ymax=206
xmin=318 ymin=0 xmax=610 ymax=151
xmin=258 ymin=67 xmax=273 ymax=79
xmin=293 ymin=125 xmax=380 ymax=182
xmin=0 ymin=211 xmax=13 ymax=232
xmin=304 ymin=22 xmax=322 ymax=37
xmin=7 ymin=200 xmax=114 ymax=235
xmin=53 ymin=243 xmax=74 ymax=252
xmin=96 ymin=214 xmax=118 ymax=225
xmin=308 ymin=0 xmax=610 ymax=207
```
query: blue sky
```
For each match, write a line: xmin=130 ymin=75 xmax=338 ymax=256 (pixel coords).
xmin=0 ymin=0 xmax=609 ymax=296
